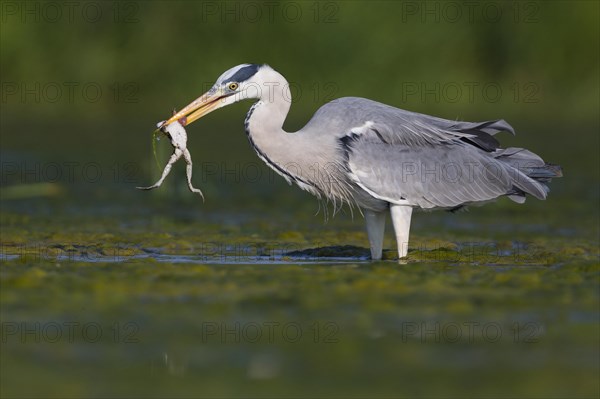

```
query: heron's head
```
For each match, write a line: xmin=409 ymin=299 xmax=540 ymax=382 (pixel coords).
xmin=162 ymin=63 xmax=277 ymax=127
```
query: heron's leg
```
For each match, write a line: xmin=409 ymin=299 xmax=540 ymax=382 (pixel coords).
xmin=182 ymin=149 xmax=204 ymax=200
xmin=390 ymin=204 xmax=413 ymax=258
xmin=137 ymin=149 xmax=182 ymax=190
xmin=364 ymin=209 xmax=386 ymax=260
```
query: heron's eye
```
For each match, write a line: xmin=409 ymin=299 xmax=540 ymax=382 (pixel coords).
xmin=228 ymin=82 xmax=239 ymax=91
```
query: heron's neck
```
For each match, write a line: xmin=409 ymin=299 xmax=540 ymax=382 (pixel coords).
xmin=242 ymin=72 xmax=342 ymax=199
xmin=245 ymin=79 xmax=291 ymax=137
xmin=244 ymin=75 xmax=295 ymax=163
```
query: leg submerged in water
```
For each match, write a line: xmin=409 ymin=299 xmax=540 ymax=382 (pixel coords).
xmin=365 ymin=209 xmax=386 ymax=260
xmin=390 ymin=204 xmax=413 ymax=258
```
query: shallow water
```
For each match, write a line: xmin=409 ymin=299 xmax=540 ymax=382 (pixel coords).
xmin=1 ymin=191 xmax=599 ymax=398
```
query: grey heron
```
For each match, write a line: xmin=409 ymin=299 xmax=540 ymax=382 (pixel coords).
xmin=160 ymin=64 xmax=562 ymax=260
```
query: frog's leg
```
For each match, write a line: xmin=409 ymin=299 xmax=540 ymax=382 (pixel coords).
xmin=182 ymin=148 xmax=204 ymax=200
xmin=137 ymin=149 xmax=183 ymax=190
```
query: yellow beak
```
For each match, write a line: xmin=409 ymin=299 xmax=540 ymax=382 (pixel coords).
xmin=162 ymin=89 xmax=226 ymax=128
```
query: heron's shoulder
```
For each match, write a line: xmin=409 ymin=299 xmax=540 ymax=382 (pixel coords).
xmin=305 ymin=97 xmax=515 ymax=146
xmin=311 ymin=97 xmax=403 ymax=120
xmin=323 ymin=96 xmax=398 ymax=110
xmin=319 ymin=97 xmax=430 ymax=119
xmin=303 ymin=97 xmax=424 ymax=136
xmin=322 ymin=97 xmax=516 ymax=134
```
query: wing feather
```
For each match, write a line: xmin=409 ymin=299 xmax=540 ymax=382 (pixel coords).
xmin=337 ymin=114 xmax=524 ymax=208
xmin=299 ymin=97 xmax=554 ymax=209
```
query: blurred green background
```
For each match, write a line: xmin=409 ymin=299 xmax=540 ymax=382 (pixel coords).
xmin=1 ymin=1 xmax=599 ymax=398
xmin=1 ymin=0 xmax=598 ymax=205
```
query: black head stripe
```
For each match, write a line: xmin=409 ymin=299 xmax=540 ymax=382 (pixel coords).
xmin=229 ymin=64 xmax=260 ymax=83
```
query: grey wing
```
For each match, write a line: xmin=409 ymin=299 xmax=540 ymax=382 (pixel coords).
xmin=343 ymin=136 xmax=530 ymax=209
xmin=319 ymin=98 xmax=547 ymax=208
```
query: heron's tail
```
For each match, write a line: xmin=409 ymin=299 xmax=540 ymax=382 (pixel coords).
xmin=494 ymin=147 xmax=563 ymax=203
